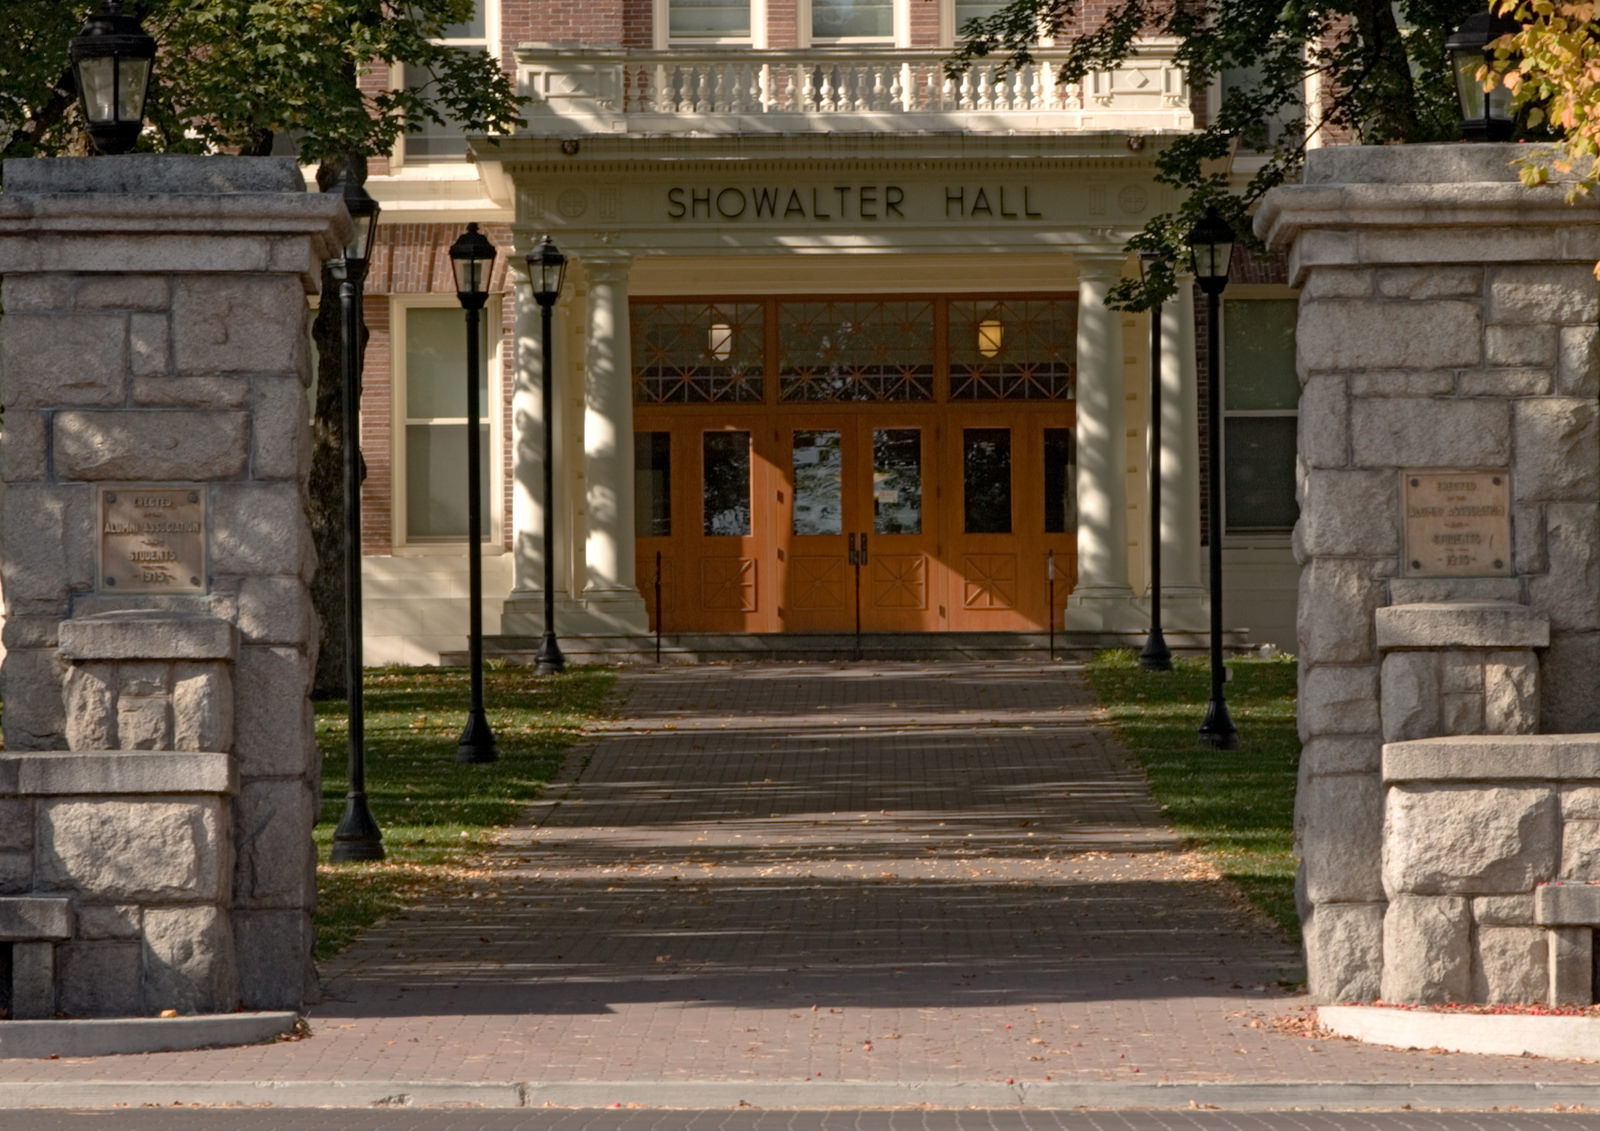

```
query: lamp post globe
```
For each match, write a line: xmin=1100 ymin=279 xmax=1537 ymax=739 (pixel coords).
xmin=526 ymin=235 xmax=568 ymax=676
xmin=449 ymin=222 xmax=500 ymax=764
xmin=1186 ymin=205 xmax=1238 ymax=751
xmin=329 ymin=164 xmax=385 ymax=863
xmin=70 ymin=0 xmax=157 ymax=156
xmin=1447 ymin=10 xmax=1521 ymax=142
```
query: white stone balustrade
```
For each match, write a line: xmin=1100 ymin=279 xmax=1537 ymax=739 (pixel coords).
xmin=518 ymin=41 xmax=1190 ymax=134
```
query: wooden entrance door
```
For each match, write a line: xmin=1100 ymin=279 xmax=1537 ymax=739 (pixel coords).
xmin=943 ymin=407 xmax=1077 ymax=631
xmin=778 ymin=414 xmax=943 ymax=633
xmin=636 ymin=413 xmax=778 ymax=634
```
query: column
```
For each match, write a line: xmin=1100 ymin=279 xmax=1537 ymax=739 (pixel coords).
xmin=1065 ymin=253 xmax=1143 ymax=631
xmin=1159 ymin=272 xmax=1208 ymax=621
xmin=577 ymin=251 xmax=649 ymax=633
xmin=501 ymin=260 xmax=561 ymax=635
xmin=507 ymin=260 xmax=543 ymax=597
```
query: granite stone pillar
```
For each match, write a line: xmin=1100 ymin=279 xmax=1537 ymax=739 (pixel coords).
xmin=1259 ymin=144 xmax=1600 ymax=1003
xmin=0 ymin=156 xmax=345 ymax=1015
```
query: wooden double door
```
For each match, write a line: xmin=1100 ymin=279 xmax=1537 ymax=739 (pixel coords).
xmin=635 ymin=404 xmax=1077 ymax=635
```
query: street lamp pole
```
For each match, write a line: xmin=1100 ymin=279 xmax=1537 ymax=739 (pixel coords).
xmin=1187 ymin=207 xmax=1239 ymax=750
xmin=329 ymin=164 xmax=384 ymax=862
xmin=449 ymin=223 xmax=499 ymax=764
xmin=525 ymin=236 xmax=569 ymax=675
xmin=1138 ymin=250 xmax=1172 ymax=673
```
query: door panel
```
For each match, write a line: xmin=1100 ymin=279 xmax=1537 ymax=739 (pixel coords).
xmin=780 ymin=422 xmax=856 ymax=632
xmin=945 ymin=408 xmax=1076 ymax=631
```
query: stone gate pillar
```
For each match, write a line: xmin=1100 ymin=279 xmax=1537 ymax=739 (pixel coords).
xmin=0 ymin=156 xmax=346 ymax=1015
xmin=1258 ymin=145 xmax=1600 ymax=1003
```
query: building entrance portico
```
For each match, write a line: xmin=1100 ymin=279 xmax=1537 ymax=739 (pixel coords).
xmin=480 ymin=129 xmax=1207 ymax=644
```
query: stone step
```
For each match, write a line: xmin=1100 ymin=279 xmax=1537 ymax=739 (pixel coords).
xmin=440 ymin=629 xmax=1255 ymax=666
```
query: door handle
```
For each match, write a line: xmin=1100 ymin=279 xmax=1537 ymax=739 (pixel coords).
xmin=848 ymin=532 xmax=868 ymax=566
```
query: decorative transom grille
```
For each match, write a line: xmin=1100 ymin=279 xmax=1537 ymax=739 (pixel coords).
xmin=632 ymin=301 xmax=765 ymax=404
xmin=949 ymin=298 xmax=1077 ymax=400
xmin=778 ymin=300 xmax=935 ymax=402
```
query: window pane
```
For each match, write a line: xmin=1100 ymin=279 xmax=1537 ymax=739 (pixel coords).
xmin=703 ymin=431 xmax=751 ymax=536
xmin=813 ymin=0 xmax=893 ymax=38
xmin=670 ymin=0 xmax=751 ymax=37
xmin=1221 ymin=63 xmax=1301 ymax=153
xmin=792 ymin=430 xmax=842 ymax=536
xmin=405 ymin=50 xmax=481 ymax=162
xmin=963 ymin=428 xmax=1011 ymax=534
xmin=1225 ymin=417 xmax=1299 ymax=530
xmin=954 ymin=0 xmax=1004 ymax=30
xmin=442 ymin=0 xmax=486 ymax=38
xmin=406 ymin=307 xmax=488 ymax=419
xmin=873 ymin=428 xmax=922 ymax=535
xmin=1223 ymin=299 xmax=1299 ymax=410
xmin=635 ymin=432 xmax=672 ymax=537
xmin=1043 ymin=428 xmax=1076 ymax=534
xmin=406 ymin=423 xmax=490 ymax=539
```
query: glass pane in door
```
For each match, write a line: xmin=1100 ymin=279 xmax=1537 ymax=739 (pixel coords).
xmin=703 ymin=431 xmax=752 ymax=536
xmin=872 ymin=428 xmax=921 ymax=535
xmin=963 ymin=428 xmax=1012 ymax=534
xmin=1044 ymin=428 xmax=1076 ymax=534
xmin=792 ymin=430 xmax=843 ymax=535
xmin=634 ymin=432 xmax=672 ymax=537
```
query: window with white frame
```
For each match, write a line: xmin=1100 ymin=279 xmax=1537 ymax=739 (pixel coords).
xmin=1222 ymin=297 xmax=1299 ymax=533
xmin=668 ymin=0 xmax=753 ymax=40
xmin=399 ymin=303 xmax=497 ymax=543
xmin=400 ymin=0 xmax=494 ymax=164
xmin=812 ymin=0 xmax=894 ymax=40
xmin=952 ymin=0 xmax=1004 ymax=38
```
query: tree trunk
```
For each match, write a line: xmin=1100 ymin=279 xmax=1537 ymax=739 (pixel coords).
xmin=308 ymin=155 xmax=368 ymax=698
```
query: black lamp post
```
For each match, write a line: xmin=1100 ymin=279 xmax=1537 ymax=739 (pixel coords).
xmin=449 ymin=222 xmax=499 ymax=764
xmin=525 ymin=235 xmax=568 ymax=676
xmin=1447 ymin=10 xmax=1521 ymax=142
xmin=1187 ymin=206 xmax=1238 ymax=750
xmin=329 ymin=165 xmax=385 ymax=863
xmin=69 ymin=0 xmax=157 ymax=156
xmin=1137 ymin=250 xmax=1172 ymax=673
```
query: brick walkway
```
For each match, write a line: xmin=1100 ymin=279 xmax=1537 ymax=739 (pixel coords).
xmin=9 ymin=661 xmax=1598 ymax=1091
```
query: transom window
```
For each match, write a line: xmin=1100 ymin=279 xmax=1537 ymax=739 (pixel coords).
xmin=631 ymin=295 xmax=1078 ymax=405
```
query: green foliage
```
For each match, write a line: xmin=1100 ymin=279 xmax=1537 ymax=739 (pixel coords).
xmin=312 ymin=665 xmax=616 ymax=960
xmin=1085 ymin=649 xmax=1301 ymax=939
xmin=0 ymin=0 xmax=523 ymax=172
xmin=950 ymin=0 xmax=1484 ymax=309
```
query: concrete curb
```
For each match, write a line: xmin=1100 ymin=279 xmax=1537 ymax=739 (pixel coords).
xmin=6 ymin=1079 xmax=1600 ymax=1111
xmin=1320 ymin=1005 xmax=1600 ymax=1062
xmin=0 ymin=1012 xmax=299 ymax=1059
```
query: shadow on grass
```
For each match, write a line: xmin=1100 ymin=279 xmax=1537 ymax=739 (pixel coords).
xmin=1085 ymin=649 xmax=1301 ymax=940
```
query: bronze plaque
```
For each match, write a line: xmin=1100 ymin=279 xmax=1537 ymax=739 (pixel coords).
xmin=1403 ymin=471 xmax=1512 ymax=578
xmin=99 ymin=487 xmax=206 ymax=594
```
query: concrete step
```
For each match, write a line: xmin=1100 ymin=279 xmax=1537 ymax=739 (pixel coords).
xmin=440 ymin=629 xmax=1256 ymax=666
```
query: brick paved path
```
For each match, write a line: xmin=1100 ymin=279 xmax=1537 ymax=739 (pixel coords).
xmin=9 ymin=661 xmax=1598 ymax=1089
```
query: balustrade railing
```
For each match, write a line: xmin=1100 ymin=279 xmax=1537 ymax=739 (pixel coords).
xmin=519 ymin=41 xmax=1190 ymax=130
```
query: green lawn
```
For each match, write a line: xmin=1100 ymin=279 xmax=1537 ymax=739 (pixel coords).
xmin=312 ymin=665 xmax=616 ymax=960
xmin=1085 ymin=649 xmax=1301 ymax=939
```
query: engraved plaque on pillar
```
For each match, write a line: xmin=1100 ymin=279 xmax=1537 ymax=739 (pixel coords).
xmin=99 ymin=486 xmax=207 ymax=593
xmin=1402 ymin=471 xmax=1512 ymax=578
